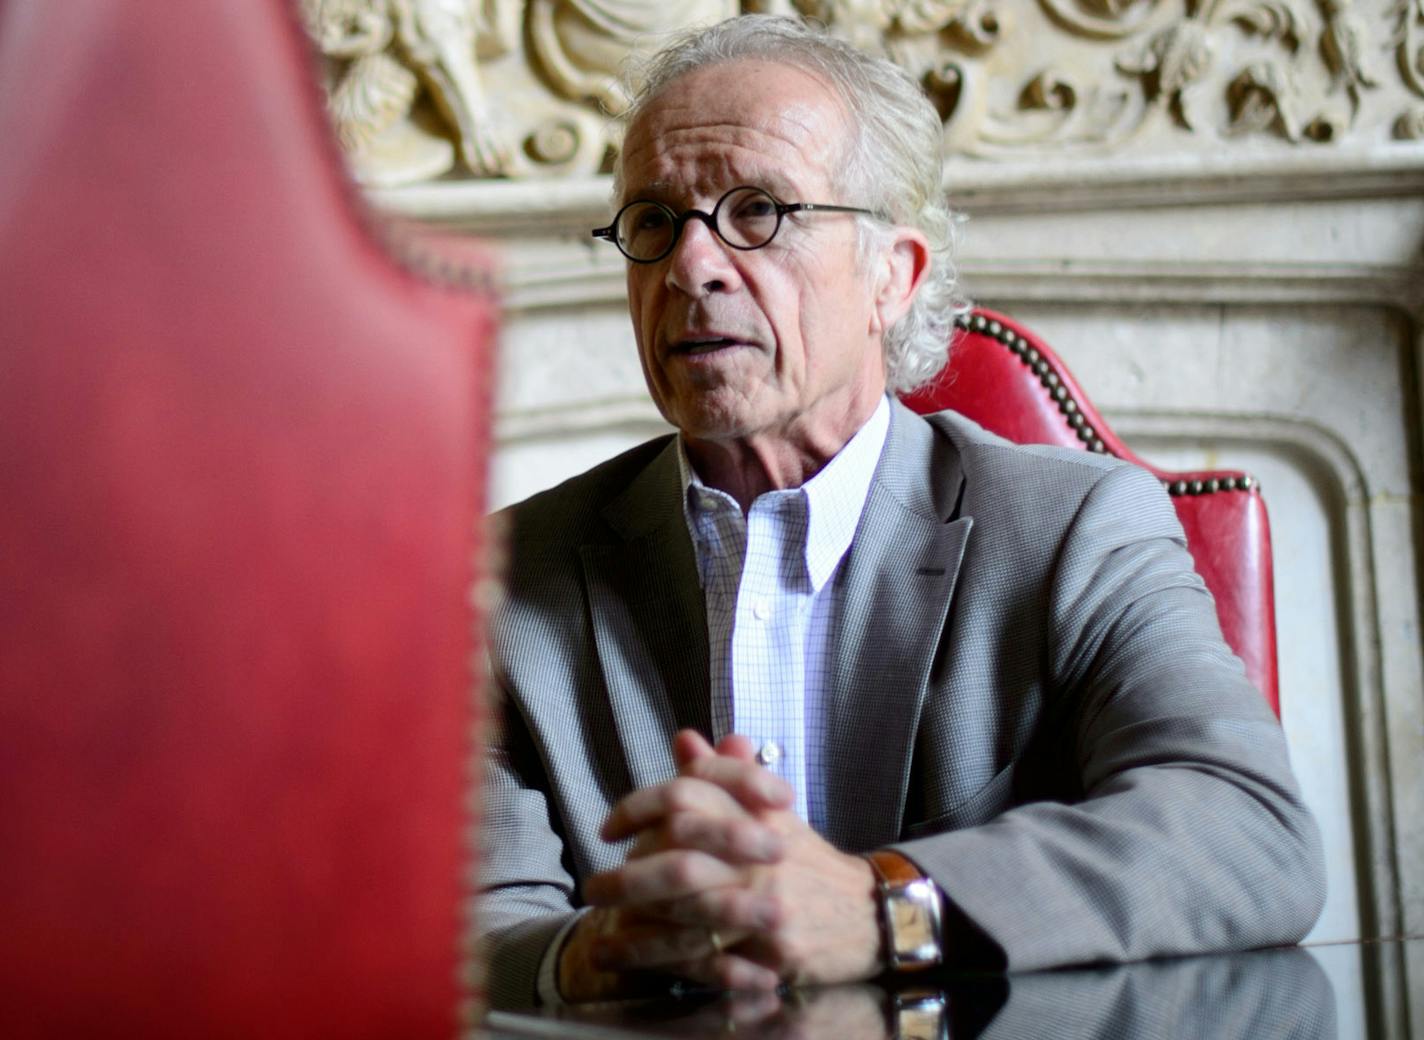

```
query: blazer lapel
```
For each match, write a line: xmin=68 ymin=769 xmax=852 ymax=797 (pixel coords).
xmin=823 ymin=403 xmax=972 ymax=852
xmin=580 ymin=441 xmax=709 ymax=792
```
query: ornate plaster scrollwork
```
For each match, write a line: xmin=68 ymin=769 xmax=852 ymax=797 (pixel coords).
xmin=1392 ymin=0 xmax=1424 ymax=96
xmin=1227 ymin=59 xmax=1321 ymax=138
xmin=1115 ymin=18 xmax=1214 ymax=129
xmin=304 ymin=0 xmax=736 ymax=183
xmin=802 ymin=0 xmax=1007 ymax=138
xmin=303 ymin=0 xmax=1424 ymax=186
xmin=957 ymin=0 xmax=1402 ymax=154
xmin=301 ymin=0 xmax=517 ymax=184
xmin=913 ymin=0 xmax=1002 ymax=46
xmin=529 ymin=0 xmax=737 ymax=116
xmin=796 ymin=1 xmax=1000 ymax=57
xmin=1320 ymin=0 xmax=1380 ymax=109
xmin=1395 ymin=104 xmax=1424 ymax=135
xmin=1039 ymin=0 xmax=1166 ymax=40
xmin=792 ymin=0 xmax=890 ymax=50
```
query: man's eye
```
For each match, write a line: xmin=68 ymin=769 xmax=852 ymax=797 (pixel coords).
xmin=631 ymin=208 xmax=670 ymax=231
xmin=732 ymin=198 xmax=776 ymax=220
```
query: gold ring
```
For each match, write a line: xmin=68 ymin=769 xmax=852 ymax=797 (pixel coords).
xmin=708 ymin=928 xmax=725 ymax=955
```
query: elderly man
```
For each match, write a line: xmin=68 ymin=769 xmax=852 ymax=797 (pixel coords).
xmin=481 ymin=14 xmax=1324 ymax=1009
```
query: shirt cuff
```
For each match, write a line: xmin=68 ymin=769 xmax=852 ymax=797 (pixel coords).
xmin=536 ymin=911 xmax=585 ymax=1007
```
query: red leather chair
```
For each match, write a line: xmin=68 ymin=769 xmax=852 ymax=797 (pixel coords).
xmin=0 ymin=1 xmax=496 ymax=1036
xmin=902 ymin=309 xmax=1279 ymax=715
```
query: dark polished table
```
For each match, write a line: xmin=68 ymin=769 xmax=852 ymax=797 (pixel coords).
xmin=485 ymin=936 xmax=1423 ymax=1039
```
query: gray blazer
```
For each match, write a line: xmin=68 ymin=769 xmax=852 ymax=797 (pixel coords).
xmin=480 ymin=402 xmax=1325 ymax=1009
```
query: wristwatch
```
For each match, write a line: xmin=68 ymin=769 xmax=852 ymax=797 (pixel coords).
xmin=865 ymin=850 xmax=944 ymax=972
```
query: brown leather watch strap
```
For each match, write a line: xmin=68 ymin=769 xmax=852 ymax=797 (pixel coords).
xmin=865 ymin=849 xmax=923 ymax=887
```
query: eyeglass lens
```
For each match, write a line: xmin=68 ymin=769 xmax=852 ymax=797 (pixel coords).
xmin=614 ymin=186 xmax=781 ymax=261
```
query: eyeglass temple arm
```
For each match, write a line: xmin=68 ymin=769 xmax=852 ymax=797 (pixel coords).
xmin=783 ymin=202 xmax=876 ymax=216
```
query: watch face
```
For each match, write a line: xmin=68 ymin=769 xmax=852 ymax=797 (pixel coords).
xmin=892 ymin=894 xmax=931 ymax=941
xmin=888 ymin=879 xmax=942 ymax=966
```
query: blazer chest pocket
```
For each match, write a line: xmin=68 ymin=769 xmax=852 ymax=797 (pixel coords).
xmin=902 ymin=763 xmax=1018 ymax=839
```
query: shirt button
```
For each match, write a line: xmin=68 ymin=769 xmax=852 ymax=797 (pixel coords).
xmin=752 ymin=598 xmax=771 ymax=621
xmin=756 ymin=741 xmax=782 ymax=766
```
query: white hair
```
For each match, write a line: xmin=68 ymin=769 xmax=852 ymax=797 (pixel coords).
xmin=613 ymin=14 xmax=969 ymax=393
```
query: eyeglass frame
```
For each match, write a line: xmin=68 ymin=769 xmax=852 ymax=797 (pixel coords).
xmin=590 ymin=185 xmax=880 ymax=264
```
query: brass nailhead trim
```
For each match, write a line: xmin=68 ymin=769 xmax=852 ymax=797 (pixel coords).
xmin=374 ymin=223 xmax=499 ymax=297
xmin=954 ymin=314 xmax=1260 ymax=495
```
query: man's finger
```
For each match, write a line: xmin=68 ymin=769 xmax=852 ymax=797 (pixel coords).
xmin=673 ymin=729 xmax=716 ymax=769
xmin=584 ymin=848 xmax=744 ymax=905
xmin=626 ymin=812 xmax=780 ymax=864
xmin=680 ymin=752 xmax=794 ymax=811
xmin=645 ymin=811 xmax=783 ymax=864
xmin=592 ymin=931 xmax=782 ymax=995
xmin=601 ymin=776 xmax=749 ymax=842
xmin=713 ymin=733 xmax=758 ymax=762
xmin=591 ymin=921 xmax=742 ymax=971
xmin=640 ymin=884 xmax=781 ymax=931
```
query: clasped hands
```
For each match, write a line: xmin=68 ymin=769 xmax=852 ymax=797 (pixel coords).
xmin=557 ymin=730 xmax=882 ymax=1002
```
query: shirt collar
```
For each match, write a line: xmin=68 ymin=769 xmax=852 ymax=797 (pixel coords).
xmin=677 ymin=394 xmax=891 ymax=593
xmin=801 ymin=394 xmax=890 ymax=590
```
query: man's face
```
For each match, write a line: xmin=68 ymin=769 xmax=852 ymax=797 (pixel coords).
xmin=618 ymin=60 xmax=889 ymax=450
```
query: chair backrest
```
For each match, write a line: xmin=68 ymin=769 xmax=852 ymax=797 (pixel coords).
xmin=901 ymin=309 xmax=1279 ymax=715
xmin=0 ymin=0 xmax=496 ymax=1034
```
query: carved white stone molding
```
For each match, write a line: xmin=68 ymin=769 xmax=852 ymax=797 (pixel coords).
xmin=413 ymin=155 xmax=1424 ymax=321
xmin=367 ymin=142 xmax=1424 ymax=230
xmin=1121 ymin=416 xmax=1397 ymax=893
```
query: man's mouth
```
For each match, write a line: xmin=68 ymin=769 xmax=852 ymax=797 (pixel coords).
xmin=670 ymin=337 xmax=748 ymax=356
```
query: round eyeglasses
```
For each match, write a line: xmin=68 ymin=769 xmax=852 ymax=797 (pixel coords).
xmin=591 ymin=185 xmax=878 ymax=264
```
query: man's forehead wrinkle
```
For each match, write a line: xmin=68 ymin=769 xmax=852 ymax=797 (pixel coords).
xmin=623 ymin=125 xmax=841 ymax=201
xmin=771 ymin=100 xmax=836 ymax=144
xmin=674 ymin=85 xmax=839 ymax=142
xmin=625 ymin=148 xmax=806 ymax=205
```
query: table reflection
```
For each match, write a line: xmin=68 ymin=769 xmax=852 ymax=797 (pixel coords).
xmin=487 ymin=946 xmax=1335 ymax=1039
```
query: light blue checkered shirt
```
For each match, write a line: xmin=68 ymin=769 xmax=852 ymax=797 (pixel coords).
xmin=677 ymin=395 xmax=891 ymax=829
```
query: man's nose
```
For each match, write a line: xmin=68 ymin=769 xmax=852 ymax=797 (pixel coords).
xmin=664 ymin=215 xmax=742 ymax=296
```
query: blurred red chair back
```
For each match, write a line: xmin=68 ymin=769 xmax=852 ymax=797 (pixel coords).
xmin=902 ymin=309 xmax=1279 ymax=714
xmin=0 ymin=0 xmax=496 ymax=1035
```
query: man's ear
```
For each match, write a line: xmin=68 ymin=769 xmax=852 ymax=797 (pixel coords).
xmin=869 ymin=227 xmax=931 ymax=337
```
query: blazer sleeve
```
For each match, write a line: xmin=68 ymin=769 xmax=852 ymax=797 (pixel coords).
xmin=478 ymin=673 xmax=582 ymax=1010
xmin=893 ymin=461 xmax=1326 ymax=969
